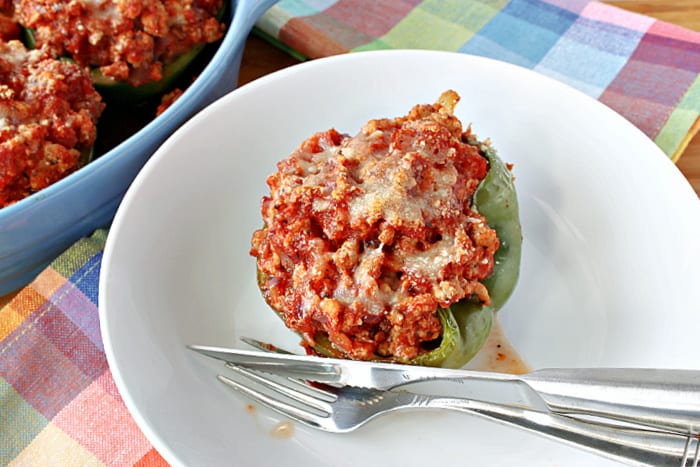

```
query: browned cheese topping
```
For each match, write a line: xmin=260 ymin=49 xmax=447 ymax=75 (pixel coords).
xmin=251 ymin=91 xmax=500 ymax=362
xmin=14 ymin=0 xmax=225 ymax=86
xmin=0 ymin=40 xmax=104 ymax=207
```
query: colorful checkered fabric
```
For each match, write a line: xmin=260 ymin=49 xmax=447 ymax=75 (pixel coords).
xmin=2 ymin=1 xmax=700 ymax=465
xmin=256 ymin=0 xmax=700 ymax=161
xmin=0 ymin=230 xmax=167 ymax=466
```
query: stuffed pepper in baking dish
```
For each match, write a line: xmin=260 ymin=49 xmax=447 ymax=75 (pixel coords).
xmin=0 ymin=40 xmax=104 ymax=208
xmin=250 ymin=90 xmax=522 ymax=368
xmin=14 ymin=0 xmax=226 ymax=99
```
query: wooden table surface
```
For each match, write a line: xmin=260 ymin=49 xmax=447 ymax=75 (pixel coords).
xmin=0 ymin=1 xmax=698 ymax=309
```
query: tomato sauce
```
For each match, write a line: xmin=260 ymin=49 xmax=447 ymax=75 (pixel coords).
xmin=251 ymin=91 xmax=500 ymax=362
xmin=0 ymin=41 xmax=104 ymax=207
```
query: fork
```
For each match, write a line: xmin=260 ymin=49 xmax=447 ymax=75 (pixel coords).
xmin=217 ymin=364 xmax=700 ymax=467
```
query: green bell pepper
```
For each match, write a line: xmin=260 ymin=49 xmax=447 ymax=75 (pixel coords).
xmin=310 ymin=138 xmax=521 ymax=368
xmin=79 ymin=144 xmax=94 ymax=168
xmin=410 ymin=138 xmax=522 ymax=368
xmin=258 ymin=136 xmax=522 ymax=369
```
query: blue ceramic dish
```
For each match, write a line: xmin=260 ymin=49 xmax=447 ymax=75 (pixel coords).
xmin=0 ymin=0 xmax=278 ymax=294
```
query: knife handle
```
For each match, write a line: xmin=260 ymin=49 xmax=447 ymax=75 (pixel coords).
xmin=523 ymin=368 xmax=700 ymax=435
xmin=429 ymin=395 xmax=698 ymax=467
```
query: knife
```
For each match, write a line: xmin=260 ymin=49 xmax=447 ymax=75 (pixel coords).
xmin=188 ymin=343 xmax=700 ymax=435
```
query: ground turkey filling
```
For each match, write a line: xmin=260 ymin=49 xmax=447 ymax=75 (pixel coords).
xmin=251 ymin=91 xmax=500 ymax=362
xmin=0 ymin=40 xmax=104 ymax=207
xmin=13 ymin=0 xmax=225 ymax=86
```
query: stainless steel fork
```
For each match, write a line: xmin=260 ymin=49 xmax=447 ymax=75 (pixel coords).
xmin=217 ymin=363 xmax=700 ymax=467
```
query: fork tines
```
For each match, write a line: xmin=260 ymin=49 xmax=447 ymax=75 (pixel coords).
xmin=218 ymin=363 xmax=335 ymax=426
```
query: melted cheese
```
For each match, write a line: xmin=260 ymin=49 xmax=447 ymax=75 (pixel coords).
xmin=84 ymin=0 xmax=122 ymax=18
xmin=251 ymin=95 xmax=498 ymax=360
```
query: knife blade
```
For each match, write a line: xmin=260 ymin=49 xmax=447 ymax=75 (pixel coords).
xmin=188 ymin=343 xmax=700 ymax=434
xmin=190 ymin=343 xmax=546 ymax=411
xmin=235 ymin=337 xmax=543 ymax=405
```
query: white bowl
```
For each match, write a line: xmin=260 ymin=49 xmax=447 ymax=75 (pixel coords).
xmin=100 ymin=50 xmax=700 ymax=466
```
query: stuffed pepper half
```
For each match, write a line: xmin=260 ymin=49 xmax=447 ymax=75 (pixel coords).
xmin=0 ymin=40 xmax=104 ymax=208
xmin=250 ymin=91 xmax=522 ymax=368
xmin=14 ymin=0 xmax=226 ymax=99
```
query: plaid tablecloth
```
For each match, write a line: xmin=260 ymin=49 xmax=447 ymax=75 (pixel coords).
xmin=2 ymin=1 xmax=700 ymax=465
xmin=0 ymin=230 xmax=166 ymax=466
xmin=257 ymin=0 xmax=700 ymax=161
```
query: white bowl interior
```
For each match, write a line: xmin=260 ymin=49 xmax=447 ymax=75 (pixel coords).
xmin=100 ymin=50 xmax=700 ymax=467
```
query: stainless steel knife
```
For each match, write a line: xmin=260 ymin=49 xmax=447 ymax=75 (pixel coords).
xmin=188 ymin=343 xmax=700 ymax=435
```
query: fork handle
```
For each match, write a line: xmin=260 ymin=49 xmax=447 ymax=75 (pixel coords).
xmin=428 ymin=396 xmax=699 ymax=467
xmin=425 ymin=367 xmax=700 ymax=435
xmin=524 ymin=368 xmax=700 ymax=436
